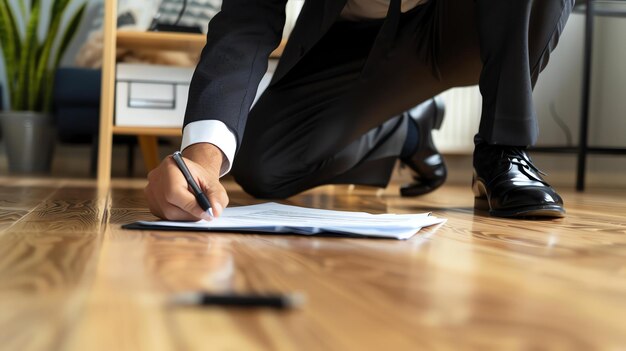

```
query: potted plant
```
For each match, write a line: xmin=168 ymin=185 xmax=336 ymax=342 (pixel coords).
xmin=0 ymin=0 xmax=86 ymax=173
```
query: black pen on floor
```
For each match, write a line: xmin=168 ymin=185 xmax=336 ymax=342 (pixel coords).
xmin=171 ymin=151 xmax=212 ymax=216
xmin=169 ymin=292 xmax=306 ymax=309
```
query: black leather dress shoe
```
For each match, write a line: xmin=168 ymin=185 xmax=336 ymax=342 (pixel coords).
xmin=400 ymin=97 xmax=447 ymax=197
xmin=472 ymin=142 xmax=565 ymax=218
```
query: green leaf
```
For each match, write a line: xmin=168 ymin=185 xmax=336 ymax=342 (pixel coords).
xmin=31 ymin=17 xmax=61 ymax=110
xmin=32 ymin=0 xmax=80 ymax=111
xmin=43 ymin=3 xmax=86 ymax=112
xmin=0 ymin=0 xmax=20 ymax=108
xmin=6 ymin=1 xmax=22 ymax=54
xmin=50 ymin=0 xmax=71 ymax=27
xmin=52 ymin=3 xmax=85 ymax=69
xmin=2 ymin=0 xmax=86 ymax=112
xmin=10 ymin=2 xmax=40 ymax=110
xmin=16 ymin=0 xmax=39 ymax=110
xmin=18 ymin=0 xmax=26 ymax=19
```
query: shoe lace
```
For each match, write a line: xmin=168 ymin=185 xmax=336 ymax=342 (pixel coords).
xmin=502 ymin=146 xmax=547 ymax=177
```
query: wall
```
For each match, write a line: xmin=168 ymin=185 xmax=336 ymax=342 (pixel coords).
xmin=428 ymin=11 xmax=626 ymax=188
xmin=532 ymin=12 xmax=626 ymax=187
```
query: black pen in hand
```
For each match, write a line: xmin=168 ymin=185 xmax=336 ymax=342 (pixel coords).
xmin=171 ymin=151 xmax=213 ymax=218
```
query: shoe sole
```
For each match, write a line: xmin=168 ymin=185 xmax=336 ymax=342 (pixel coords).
xmin=400 ymin=176 xmax=446 ymax=197
xmin=474 ymin=197 xmax=566 ymax=218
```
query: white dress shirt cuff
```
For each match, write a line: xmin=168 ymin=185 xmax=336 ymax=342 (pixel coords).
xmin=181 ymin=120 xmax=237 ymax=177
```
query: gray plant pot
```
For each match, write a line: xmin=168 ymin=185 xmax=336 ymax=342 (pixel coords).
xmin=0 ymin=111 xmax=55 ymax=174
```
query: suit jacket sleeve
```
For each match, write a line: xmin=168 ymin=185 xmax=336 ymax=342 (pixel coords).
xmin=183 ymin=0 xmax=288 ymax=149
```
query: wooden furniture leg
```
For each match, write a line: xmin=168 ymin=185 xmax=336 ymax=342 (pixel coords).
xmin=137 ymin=135 xmax=160 ymax=172
xmin=96 ymin=0 xmax=118 ymax=188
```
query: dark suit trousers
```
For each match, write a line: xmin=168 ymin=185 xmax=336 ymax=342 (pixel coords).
xmin=232 ymin=0 xmax=573 ymax=199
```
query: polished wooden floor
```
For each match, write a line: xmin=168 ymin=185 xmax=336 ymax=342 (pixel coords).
xmin=0 ymin=175 xmax=624 ymax=351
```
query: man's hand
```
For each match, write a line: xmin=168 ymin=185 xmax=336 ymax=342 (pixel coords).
xmin=144 ymin=143 xmax=229 ymax=221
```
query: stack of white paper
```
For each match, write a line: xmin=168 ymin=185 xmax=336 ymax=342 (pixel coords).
xmin=130 ymin=202 xmax=445 ymax=240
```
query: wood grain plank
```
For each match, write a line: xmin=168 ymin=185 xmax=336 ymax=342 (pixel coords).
xmin=0 ymin=293 xmax=83 ymax=351
xmin=0 ymin=231 xmax=99 ymax=294
xmin=0 ymin=186 xmax=57 ymax=209
xmin=1 ymin=179 xmax=626 ymax=350
xmin=7 ymin=187 xmax=106 ymax=234
xmin=0 ymin=209 xmax=29 ymax=232
xmin=0 ymin=229 xmax=101 ymax=350
xmin=0 ymin=183 xmax=105 ymax=351
xmin=8 ymin=199 xmax=104 ymax=234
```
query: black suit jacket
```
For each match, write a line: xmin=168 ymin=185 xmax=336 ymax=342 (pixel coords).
xmin=183 ymin=0 xmax=349 ymax=148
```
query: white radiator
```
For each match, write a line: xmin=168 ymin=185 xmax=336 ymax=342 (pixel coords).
xmin=432 ymin=86 xmax=482 ymax=154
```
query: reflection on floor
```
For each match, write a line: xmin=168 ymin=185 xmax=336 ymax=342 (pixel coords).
xmin=0 ymin=176 xmax=624 ymax=350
